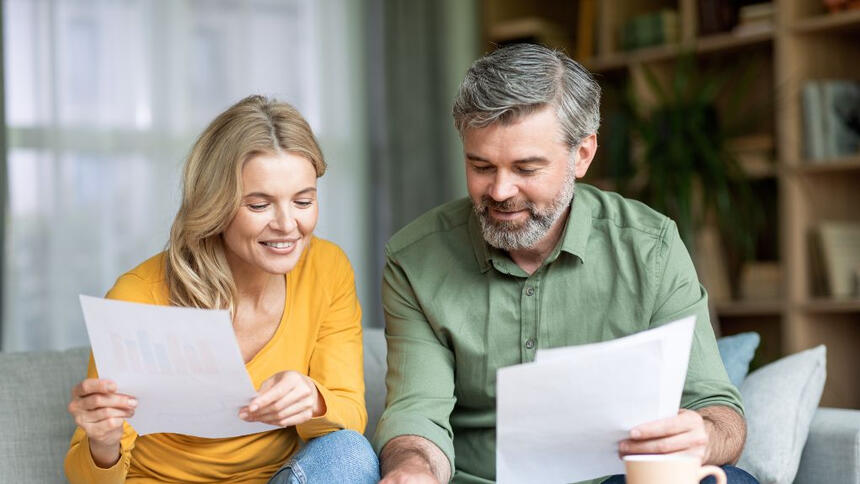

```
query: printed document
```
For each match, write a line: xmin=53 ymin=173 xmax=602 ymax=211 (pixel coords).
xmin=496 ymin=316 xmax=696 ymax=484
xmin=79 ymin=295 xmax=279 ymax=438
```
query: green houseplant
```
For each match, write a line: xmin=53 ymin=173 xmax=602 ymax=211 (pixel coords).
xmin=606 ymin=54 xmax=763 ymax=288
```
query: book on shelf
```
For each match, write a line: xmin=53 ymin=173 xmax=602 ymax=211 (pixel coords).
xmin=698 ymin=0 xmax=739 ymax=35
xmin=814 ymin=221 xmax=860 ymax=298
xmin=802 ymin=80 xmax=860 ymax=162
xmin=732 ymin=2 xmax=774 ymax=37
xmin=620 ymin=9 xmax=679 ymax=51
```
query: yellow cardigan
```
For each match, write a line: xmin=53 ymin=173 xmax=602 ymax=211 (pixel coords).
xmin=65 ymin=237 xmax=367 ymax=483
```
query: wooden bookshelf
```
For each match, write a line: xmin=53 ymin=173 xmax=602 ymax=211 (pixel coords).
xmin=792 ymin=9 xmax=860 ymax=34
xmin=586 ymin=30 xmax=773 ymax=72
xmin=793 ymin=155 xmax=860 ymax=174
xmin=715 ymin=300 xmax=785 ymax=317
xmin=482 ymin=0 xmax=860 ymax=408
xmin=803 ymin=298 xmax=860 ymax=314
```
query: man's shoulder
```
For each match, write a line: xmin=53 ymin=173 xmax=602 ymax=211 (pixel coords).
xmin=579 ymin=184 xmax=673 ymax=240
xmin=386 ymin=197 xmax=473 ymax=256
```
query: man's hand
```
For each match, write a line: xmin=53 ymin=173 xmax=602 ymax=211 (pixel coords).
xmin=619 ymin=409 xmax=709 ymax=461
xmin=239 ymin=371 xmax=325 ymax=427
xmin=379 ymin=435 xmax=450 ymax=484
xmin=379 ymin=459 xmax=440 ymax=484
xmin=619 ymin=406 xmax=746 ymax=465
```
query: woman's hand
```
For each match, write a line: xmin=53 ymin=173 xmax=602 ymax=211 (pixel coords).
xmin=67 ymin=378 xmax=137 ymax=467
xmin=239 ymin=371 xmax=326 ymax=427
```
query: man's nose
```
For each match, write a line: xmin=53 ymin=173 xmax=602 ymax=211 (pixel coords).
xmin=488 ymin=172 xmax=518 ymax=201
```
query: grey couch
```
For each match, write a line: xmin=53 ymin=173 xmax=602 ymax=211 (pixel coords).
xmin=1 ymin=328 xmax=857 ymax=483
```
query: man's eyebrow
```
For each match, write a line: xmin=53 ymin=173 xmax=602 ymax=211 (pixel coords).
xmin=513 ymin=157 xmax=549 ymax=164
xmin=466 ymin=153 xmax=489 ymax=162
xmin=466 ymin=154 xmax=549 ymax=164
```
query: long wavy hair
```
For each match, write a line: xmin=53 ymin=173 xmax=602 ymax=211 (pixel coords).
xmin=165 ymin=95 xmax=326 ymax=312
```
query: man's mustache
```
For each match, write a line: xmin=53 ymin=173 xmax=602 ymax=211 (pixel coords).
xmin=479 ymin=196 xmax=535 ymax=214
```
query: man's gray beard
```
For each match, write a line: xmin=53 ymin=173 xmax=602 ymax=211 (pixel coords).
xmin=474 ymin=169 xmax=576 ymax=251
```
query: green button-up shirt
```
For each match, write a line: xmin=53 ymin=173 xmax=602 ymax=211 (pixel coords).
xmin=373 ymin=184 xmax=743 ymax=484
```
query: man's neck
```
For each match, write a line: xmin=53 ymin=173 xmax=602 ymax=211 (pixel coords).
xmin=508 ymin=207 xmax=570 ymax=275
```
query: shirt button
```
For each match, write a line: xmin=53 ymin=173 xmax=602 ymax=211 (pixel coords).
xmin=525 ymin=338 xmax=535 ymax=349
xmin=525 ymin=287 xmax=535 ymax=296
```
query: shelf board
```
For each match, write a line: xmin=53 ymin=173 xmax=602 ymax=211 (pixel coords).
xmin=714 ymin=300 xmax=784 ymax=317
xmin=586 ymin=29 xmax=772 ymax=72
xmin=792 ymin=10 xmax=860 ymax=34
xmin=802 ymin=298 xmax=860 ymax=313
xmin=792 ymin=156 xmax=860 ymax=174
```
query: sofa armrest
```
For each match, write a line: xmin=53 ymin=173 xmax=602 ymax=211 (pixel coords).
xmin=793 ymin=407 xmax=860 ymax=484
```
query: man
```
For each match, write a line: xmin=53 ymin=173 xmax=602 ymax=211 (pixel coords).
xmin=373 ymin=43 xmax=757 ymax=484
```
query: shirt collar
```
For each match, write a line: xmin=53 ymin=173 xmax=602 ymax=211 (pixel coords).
xmin=468 ymin=192 xmax=592 ymax=273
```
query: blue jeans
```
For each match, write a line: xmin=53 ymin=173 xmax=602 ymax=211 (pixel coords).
xmin=602 ymin=465 xmax=758 ymax=483
xmin=267 ymin=430 xmax=380 ymax=484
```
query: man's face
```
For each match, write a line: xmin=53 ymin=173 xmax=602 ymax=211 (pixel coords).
xmin=464 ymin=106 xmax=584 ymax=251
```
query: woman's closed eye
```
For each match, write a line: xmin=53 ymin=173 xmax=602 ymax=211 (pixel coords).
xmin=247 ymin=202 xmax=270 ymax=211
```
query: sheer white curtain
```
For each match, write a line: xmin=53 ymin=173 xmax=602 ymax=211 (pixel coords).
xmin=3 ymin=0 xmax=369 ymax=351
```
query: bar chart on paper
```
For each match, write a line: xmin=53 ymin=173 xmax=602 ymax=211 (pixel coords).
xmin=79 ymin=295 xmax=279 ymax=438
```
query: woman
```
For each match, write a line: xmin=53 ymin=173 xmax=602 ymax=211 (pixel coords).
xmin=65 ymin=95 xmax=379 ymax=483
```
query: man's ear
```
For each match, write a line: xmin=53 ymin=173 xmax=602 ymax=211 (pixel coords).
xmin=573 ymin=134 xmax=598 ymax=178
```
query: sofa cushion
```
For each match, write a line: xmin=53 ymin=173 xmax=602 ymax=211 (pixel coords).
xmin=716 ymin=332 xmax=760 ymax=388
xmin=363 ymin=328 xmax=387 ymax=439
xmin=736 ymin=345 xmax=827 ymax=484
xmin=794 ymin=407 xmax=860 ymax=484
xmin=0 ymin=346 xmax=89 ymax=484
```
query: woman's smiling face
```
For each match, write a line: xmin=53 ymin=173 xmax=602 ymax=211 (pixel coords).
xmin=222 ymin=151 xmax=318 ymax=276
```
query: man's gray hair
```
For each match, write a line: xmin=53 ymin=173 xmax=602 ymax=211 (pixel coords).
xmin=452 ymin=43 xmax=601 ymax=148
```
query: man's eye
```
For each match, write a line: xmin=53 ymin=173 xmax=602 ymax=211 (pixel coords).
xmin=517 ymin=167 xmax=537 ymax=175
xmin=473 ymin=165 xmax=493 ymax=173
xmin=295 ymin=200 xmax=314 ymax=208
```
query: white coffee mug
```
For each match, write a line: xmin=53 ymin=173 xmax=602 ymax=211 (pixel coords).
xmin=623 ymin=454 xmax=726 ymax=484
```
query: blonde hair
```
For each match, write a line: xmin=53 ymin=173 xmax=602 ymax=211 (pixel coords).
xmin=165 ymin=95 xmax=326 ymax=312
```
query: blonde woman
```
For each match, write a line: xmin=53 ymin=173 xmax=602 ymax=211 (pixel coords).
xmin=64 ymin=95 xmax=379 ymax=483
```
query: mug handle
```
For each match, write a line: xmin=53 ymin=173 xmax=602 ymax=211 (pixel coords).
xmin=698 ymin=465 xmax=726 ymax=484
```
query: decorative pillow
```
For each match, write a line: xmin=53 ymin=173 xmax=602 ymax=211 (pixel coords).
xmin=736 ymin=345 xmax=827 ymax=484
xmin=716 ymin=332 xmax=760 ymax=388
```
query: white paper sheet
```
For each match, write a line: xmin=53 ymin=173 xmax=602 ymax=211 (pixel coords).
xmin=79 ymin=295 xmax=280 ymax=438
xmin=496 ymin=317 xmax=696 ymax=484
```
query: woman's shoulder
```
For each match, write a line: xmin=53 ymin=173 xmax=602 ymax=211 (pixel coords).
xmin=306 ymin=237 xmax=349 ymax=264
xmin=303 ymin=237 xmax=353 ymax=277
xmin=106 ymin=253 xmax=168 ymax=304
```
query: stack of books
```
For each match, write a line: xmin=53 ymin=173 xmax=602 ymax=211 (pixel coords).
xmin=811 ymin=222 xmax=860 ymax=298
xmin=733 ymin=2 xmax=774 ymax=36
xmin=620 ymin=9 xmax=679 ymax=51
xmin=802 ymin=80 xmax=860 ymax=162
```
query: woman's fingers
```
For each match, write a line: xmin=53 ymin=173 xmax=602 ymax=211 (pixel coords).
xmin=72 ymin=378 xmax=116 ymax=398
xmin=240 ymin=371 xmax=318 ymax=426
xmin=249 ymin=391 xmax=310 ymax=422
xmin=78 ymin=406 xmax=136 ymax=424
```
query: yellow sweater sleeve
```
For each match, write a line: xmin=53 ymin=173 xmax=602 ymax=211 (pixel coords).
xmin=296 ymin=247 xmax=367 ymax=440
xmin=64 ymin=273 xmax=152 ymax=483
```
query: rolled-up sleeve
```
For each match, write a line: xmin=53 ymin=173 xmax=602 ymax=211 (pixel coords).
xmin=372 ymin=249 xmax=457 ymax=475
xmin=650 ymin=221 xmax=744 ymax=416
